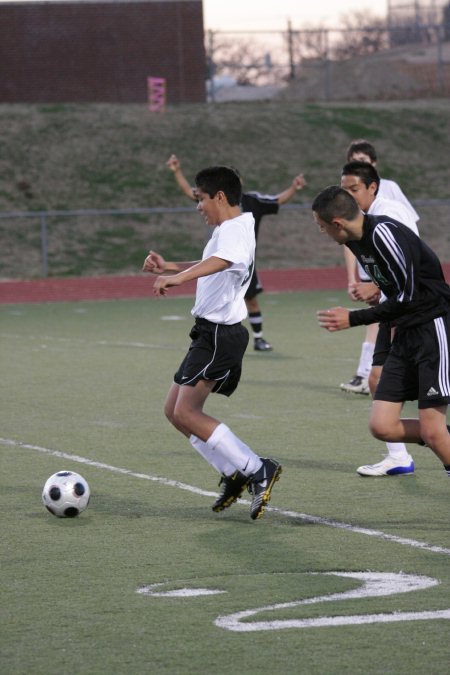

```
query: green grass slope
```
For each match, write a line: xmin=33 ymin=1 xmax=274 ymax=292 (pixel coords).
xmin=1 ymin=100 xmax=450 ymax=277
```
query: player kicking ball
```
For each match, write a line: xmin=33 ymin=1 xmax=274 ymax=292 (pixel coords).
xmin=143 ymin=166 xmax=282 ymax=520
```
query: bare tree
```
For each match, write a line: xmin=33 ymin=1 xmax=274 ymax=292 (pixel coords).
xmin=206 ymin=33 xmax=280 ymax=86
xmin=331 ymin=12 xmax=389 ymax=60
xmin=289 ymin=26 xmax=330 ymax=63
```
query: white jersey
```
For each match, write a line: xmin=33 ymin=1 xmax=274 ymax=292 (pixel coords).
xmin=358 ymin=195 xmax=420 ymax=283
xmin=368 ymin=195 xmax=419 ymax=235
xmin=378 ymin=178 xmax=419 ymax=224
xmin=191 ymin=212 xmax=256 ymax=324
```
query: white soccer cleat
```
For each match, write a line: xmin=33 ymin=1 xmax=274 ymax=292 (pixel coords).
xmin=357 ymin=455 xmax=415 ymax=477
xmin=340 ymin=375 xmax=370 ymax=395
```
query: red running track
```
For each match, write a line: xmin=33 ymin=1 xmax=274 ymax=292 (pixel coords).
xmin=2 ymin=265 xmax=450 ymax=304
xmin=0 ymin=267 xmax=350 ymax=304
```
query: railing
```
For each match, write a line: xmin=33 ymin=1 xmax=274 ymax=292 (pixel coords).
xmin=1 ymin=201 xmax=450 ymax=279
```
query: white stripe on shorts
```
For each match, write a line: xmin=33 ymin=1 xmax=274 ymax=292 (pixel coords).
xmin=434 ymin=317 xmax=450 ymax=396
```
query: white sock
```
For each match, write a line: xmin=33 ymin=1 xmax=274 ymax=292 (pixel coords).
xmin=357 ymin=341 xmax=375 ymax=379
xmin=207 ymin=423 xmax=262 ymax=476
xmin=386 ymin=442 xmax=411 ymax=463
xmin=189 ymin=434 xmax=235 ymax=475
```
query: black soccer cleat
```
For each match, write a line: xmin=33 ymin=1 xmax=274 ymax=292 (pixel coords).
xmin=248 ymin=458 xmax=282 ymax=520
xmin=254 ymin=337 xmax=273 ymax=352
xmin=212 ymin=471 xmax=250 ymax=512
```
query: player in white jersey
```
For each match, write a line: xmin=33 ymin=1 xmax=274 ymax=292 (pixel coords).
xmin=143 ymin=166 xmax=282 ymax=520
xmin=166 ymin=153 xmax=306 ymax=351
xmin=346 ymin=139 xmax=419 ymax=224
xmin=340 ymin=160 xmax=419 ymax=476
xmin=341 ymin=140 xmax=420 ymax=397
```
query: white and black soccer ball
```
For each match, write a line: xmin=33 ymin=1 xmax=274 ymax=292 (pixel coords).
xmin=42 ymin=470 xmax=90 ymax=518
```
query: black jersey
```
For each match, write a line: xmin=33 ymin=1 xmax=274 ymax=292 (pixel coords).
xmin=348 ymin=214 xmax=450 ymax=329
xmin=241 ymin=192 xmax=279 ymax=239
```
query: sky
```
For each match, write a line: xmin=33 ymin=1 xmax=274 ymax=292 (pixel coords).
xmin=0 ymin=0 xmax=390 ymax=29
xmin=203 ymin=0 xmax=389 ymax=31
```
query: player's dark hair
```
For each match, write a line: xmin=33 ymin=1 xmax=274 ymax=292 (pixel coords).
xmin=342 ymin=160 xmax=380 ymax=193
xmin=195 ymin=166 xmax=242 ymax=206
xmin=312 ymin=185 xmax=360 ymax=223
xmin=346 ymin=139 xmax=377 ymax=163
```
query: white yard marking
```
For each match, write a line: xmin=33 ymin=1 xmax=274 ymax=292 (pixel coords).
xmin=0 ymin=332 xmax=181 ymax=351
xmin=214 ymin=572 xmax=450 ymax=632
xmin=137 ymin=584 xmax=226 ymax=597
xmin=3 ymin=436 xmax=450 ymax=557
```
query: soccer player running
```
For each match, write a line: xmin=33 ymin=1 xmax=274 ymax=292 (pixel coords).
xmin=166 ymin=153 xmax=306 ymax=352
xmin=340 ymin=160 xmax=419 ymax=477
xmin=313 ymin=186 xmax=450 ymax=481
xmin=143 ymin=166 xmax=282 ymax=520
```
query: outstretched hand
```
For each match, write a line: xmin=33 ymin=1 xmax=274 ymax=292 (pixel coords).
xmin=317 ymin=307 xmax=351 ymax=332
xmin=143 ymin=250 xmax=166 ymax=274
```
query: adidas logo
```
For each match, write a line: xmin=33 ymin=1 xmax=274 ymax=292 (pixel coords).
xmin=427 ymin=386 xmax=439 ymax=397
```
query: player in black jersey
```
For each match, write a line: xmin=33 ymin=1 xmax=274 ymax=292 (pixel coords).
xmin=166 ymin=154 xmax=306 ymax=351
xmin=313 ymin=186 xmax=450 ymax=480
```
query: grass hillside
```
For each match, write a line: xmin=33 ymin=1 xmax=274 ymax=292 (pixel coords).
xmin=1 ymin=100 xmax=450 ymax=277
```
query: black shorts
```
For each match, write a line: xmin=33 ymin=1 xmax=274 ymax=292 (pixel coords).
xmin=174 ymin=319 xmax=249 ymax=397
xmin=374 ymin=314 xmax=450 ymax=409
xmin=372 ymin=322 xmax=392 ymax=367
xmin=245 ymin=267 xmax=263 ymax=300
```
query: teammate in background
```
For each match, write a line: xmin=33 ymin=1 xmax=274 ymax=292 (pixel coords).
xmin=166 ymin=153 xmax=306 ymax=352
xmin=314 ymin=187 xmax=450 ymax=485
xmin=340 ymin=139 xmax=419 ymax=395
xmin=340 ymin=161 xmax=419 ymax=476
xmin=143 ymin=165 xmax=282 ymax=520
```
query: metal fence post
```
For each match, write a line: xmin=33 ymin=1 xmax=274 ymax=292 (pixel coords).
xmin=40 ymin=213 xmax=48 ymax=277
xmin=323 ymin=29 xmax=331 ymax=101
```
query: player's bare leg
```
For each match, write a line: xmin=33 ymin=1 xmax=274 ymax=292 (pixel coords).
xmin=164 ymin=380 xmax=281 ymax=517
xmin=370 ymin=400 xmax=450 ymax=466
xmin=357 ymin=366 xmax=414 ymax=477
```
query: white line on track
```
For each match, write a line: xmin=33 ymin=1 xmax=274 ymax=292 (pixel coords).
xmin=3 ymin=436 xmax=450 ymax=558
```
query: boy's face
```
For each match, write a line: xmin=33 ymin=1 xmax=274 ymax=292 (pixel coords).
xmin=313 ymin=212 xmax=348 ymax=245
xmin=195 ymin=188 xmax=221 ymax=226
xmin=341 ymin=174 xmax=377 ymax=213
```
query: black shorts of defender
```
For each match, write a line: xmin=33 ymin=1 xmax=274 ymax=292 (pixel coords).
xmin=245 ymin=268 xmax=263 ymax=301
xmin=374 ymin=314 xmax=450 ymax=409
xmin=372 ymin=321 xmax=393 ymax=368
xmin=174 ymin=319 xmax=249 ymax=397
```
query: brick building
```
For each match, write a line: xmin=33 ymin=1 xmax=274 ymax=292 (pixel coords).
xmin=0 ymin=0 xmax=205 ymax=103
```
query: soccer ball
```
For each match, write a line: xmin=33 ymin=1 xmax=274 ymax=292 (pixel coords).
xmin=42 ymin=470 xmax=90 ymax=518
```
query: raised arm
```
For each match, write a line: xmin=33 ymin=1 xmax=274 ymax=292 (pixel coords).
xmin=166 ymin=154 xmax=197 ymax=201
xmin=276 ymin=173 xmax=306 ymax=205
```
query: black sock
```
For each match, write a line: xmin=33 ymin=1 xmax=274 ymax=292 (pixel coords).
xmin=248 ymin=312 xmax=263 ymax=336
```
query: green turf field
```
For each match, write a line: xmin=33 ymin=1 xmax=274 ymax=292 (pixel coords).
xmin=1 ymin=291 xmax=450 ymax=674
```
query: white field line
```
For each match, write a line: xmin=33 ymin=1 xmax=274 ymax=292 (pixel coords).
xmin=0 ymin=332 xmax=182 ymax=351
xmin=3 ymin=436 xmax=450 ymax=558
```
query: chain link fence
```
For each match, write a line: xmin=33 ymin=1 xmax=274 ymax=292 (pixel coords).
xmin=206 ymin=16 xmax=450 ymax=102
xmin=1 ymin=201 xmax=449 ymax=280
